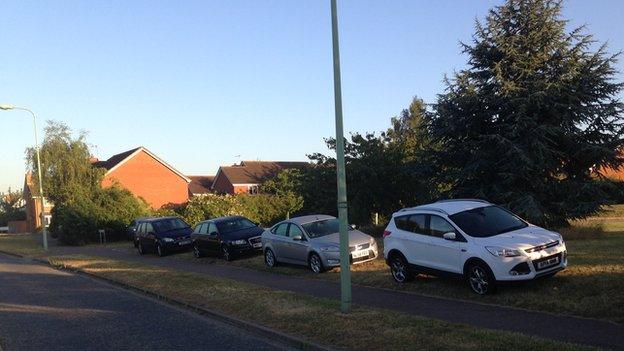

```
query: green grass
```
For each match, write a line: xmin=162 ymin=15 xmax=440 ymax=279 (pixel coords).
xmin=174 ymin=222 xmax=624 ymax=324
xmin=0 ymin=234 xmax=45 ymax=257
xmin=3 ymin=218 xmax=623 ymax=324
xmin=48 ymin=255 xmax=593 ymax=351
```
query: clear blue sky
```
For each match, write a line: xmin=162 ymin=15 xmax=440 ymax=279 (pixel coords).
xmin=1 ymin=0 xmax=623 ymax=191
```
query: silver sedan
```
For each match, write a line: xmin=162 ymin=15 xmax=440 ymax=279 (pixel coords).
xmin=261 ymin=214 xmax=379 ymax=273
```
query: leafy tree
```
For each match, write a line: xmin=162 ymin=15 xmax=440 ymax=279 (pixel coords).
xmin=386 ymin=97 xmax=436 ymax=162
xmin=0 ymin=189 xmax=26 ymax=226
xmin=26 ymin=120 xmax=150 ymax=244
xmin=431 ymin=0 xmax=624 ymax=226
xmin=26 ymin=121 xmax=104 ymax=204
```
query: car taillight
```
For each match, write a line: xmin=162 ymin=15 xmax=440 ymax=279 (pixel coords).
xmin=383 ymin=230 xmax=392 ymax=237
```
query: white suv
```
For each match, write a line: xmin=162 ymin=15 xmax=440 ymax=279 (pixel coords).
xmin=383 ymin=199 xmax=567 ymax=294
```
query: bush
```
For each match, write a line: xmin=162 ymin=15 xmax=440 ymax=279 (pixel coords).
xmin=162 ymin=193 xmax=303 ymax=228
xmin=50 ymin=185 xmax=149 ymax=245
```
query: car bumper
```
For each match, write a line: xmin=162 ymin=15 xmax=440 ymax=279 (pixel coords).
xmin=488 ymin=244 xmax=568 ymax=281
xmin=229 ymin=244 xmax=263 ymax=256
xmin=320 ymin=247 xmax=379 ymax=268
xmin=162 ymin=240 xmax=193 ymax=251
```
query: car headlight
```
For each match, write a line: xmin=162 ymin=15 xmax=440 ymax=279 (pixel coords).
xmin=320 ymin=245 xmax=340 ymax=252
xmin=485 ymin=246 xmax=521 ymax=257
xmin=231 ymin=239 xmax=247 ymax=246
xmin=162 ymin=237 xmax=174 ymax=243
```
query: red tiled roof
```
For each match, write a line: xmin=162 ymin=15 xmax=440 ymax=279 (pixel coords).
xmin=91 ymin=147 xmax=142 ymax=170
xmin=188 ymin=175 xmax=215 ymax=194
xmin=217 ymin=161 xmax=308 ymax=185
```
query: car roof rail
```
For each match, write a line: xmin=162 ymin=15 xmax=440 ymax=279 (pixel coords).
xmin=435 ymin=198 xmax=491 ymax=204
xmin=398 ymin=206 xmax=448 ymax=215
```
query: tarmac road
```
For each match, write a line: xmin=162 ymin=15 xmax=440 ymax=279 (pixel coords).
xmin=0 ymin=253 xmax=291 ymax=351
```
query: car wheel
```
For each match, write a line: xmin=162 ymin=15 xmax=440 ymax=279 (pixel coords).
xmin=193 ymin=243 xmax=203 ymax=258
xmin=468 ymin=262 xmax=497 ymax=295
xmin=156 ymin=243 xmax=166 ymax=257
xmin=389 ymin=254 xmax=413 ymax=283
xmin=308 ymin=253 xmax=325 ymax=273
xmin=137 ymin=242 xmax=145 ymax=255
xmin=221 ymin=245 xmax=233 ymax=261
xmin=265 ymin=248 xmax=277 ymax=268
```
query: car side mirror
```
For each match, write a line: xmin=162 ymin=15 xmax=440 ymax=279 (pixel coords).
xmin=292 ymin=235 xmax=303 ymax=241
xmin=148 ymin=231 xmax=155 ymax=236
xmin=349 ymin=224 xmax=357 ymax=230
xmin=443 ymin=232 xmax=456 ymax=241
xmin=210 ymin=231 xmax=218 ymax=236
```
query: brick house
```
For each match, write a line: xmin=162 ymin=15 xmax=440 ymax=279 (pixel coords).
xmin=23 ymin=173 xmax=53 ymax=233
xmin=212 ymin=161 xmax=308 ymax=194
xmin=93 ymin=146 xmax=191 ymax=208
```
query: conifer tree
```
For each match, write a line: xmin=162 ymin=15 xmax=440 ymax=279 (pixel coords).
xmin=431 ymin=0 xmax=623 ymax=226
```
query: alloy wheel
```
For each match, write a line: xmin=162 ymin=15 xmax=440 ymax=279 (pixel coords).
xmin=469 ymin=266 xmax=490 ymax=295
xmin=265 ymin=249 xmax=275 ymax=268
xmin=222 ymin=246 xmax=231 ymax=261
xmin=309 ymin=254 xmax=322 ymax=273
xmin=391 ymin=257 xmax=408 ymax=283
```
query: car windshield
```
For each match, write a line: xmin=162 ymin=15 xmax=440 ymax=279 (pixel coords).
xmin=449 ymin=205 xmax=527 ymax=238
xmin=153 ymin=218 xmax=189 ymax=234
xmin=216 ymin=217 xmax=257 ymax=234
xmin=302 ymin=218 xmax=339 ymax=238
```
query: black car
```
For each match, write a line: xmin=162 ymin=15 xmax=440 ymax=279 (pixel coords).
xmin=128 ymin=217 xmax=152 ymax=245
xmin=135 ymin=217 xmax=193 ymax=257
xmin=191 ymin=215 xmax=263 ymax=261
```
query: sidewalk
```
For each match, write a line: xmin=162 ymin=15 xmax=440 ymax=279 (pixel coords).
xmin=48 ymin=243 xmax=623 ymax=350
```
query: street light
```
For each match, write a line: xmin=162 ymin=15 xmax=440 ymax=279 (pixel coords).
xmin=330 ymin=0 xmax=352 ymax=313
xmin=0 ymin=104 xmax=48 ymax=251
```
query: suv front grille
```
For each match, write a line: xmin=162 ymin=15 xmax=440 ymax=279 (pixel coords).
xmin=349 ymin=243 xmax=370 ymax=252
xmin=525 ymin=240 xmax=559 ymax=253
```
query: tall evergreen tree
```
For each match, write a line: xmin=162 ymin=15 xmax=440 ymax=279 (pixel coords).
xmin=431 ymin=0 xmax=623 ymax=226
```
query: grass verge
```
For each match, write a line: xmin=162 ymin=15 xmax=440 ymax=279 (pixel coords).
xmin=173 ymin=226 xmax=624 ymax=324
xmin=48 ymin=254 xmax=592 ymax=351
xmin=0 ymin=234 xmax=45 ymax=257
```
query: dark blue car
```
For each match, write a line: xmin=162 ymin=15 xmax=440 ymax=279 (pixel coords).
xmin=135 ymin=217 xmax=193 ymax=257
xmin=191 ymin=216 xmax=263 ymax=261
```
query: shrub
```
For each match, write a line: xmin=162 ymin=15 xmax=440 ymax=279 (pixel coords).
xmin=50 ymin=185 xmax=149 ymax=245
xmin=164 ymin=193 xmax=304 ymax=228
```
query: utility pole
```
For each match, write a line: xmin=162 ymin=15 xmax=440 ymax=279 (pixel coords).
xmin=330 ymin=0 xmax=352 ymax=313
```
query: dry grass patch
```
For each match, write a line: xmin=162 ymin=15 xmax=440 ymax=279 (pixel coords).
xmin=48 ymin=255 xmax=592 ymax=351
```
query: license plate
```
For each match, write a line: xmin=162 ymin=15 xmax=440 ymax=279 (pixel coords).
xmin=351 ymin=250 xmax=368 ymax=259
xmin=252 ymin=243 xmax=262 ymax=248
xmin=537 ymin=256 xmax=559 ymax=269
xmin=178 ymin=240 xmax=191 ymax=246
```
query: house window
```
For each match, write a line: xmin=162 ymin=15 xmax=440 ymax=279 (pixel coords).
xmin=248 ymin=185 xmax=259 ymax=195
xmin=44 ymin=215 xmax=52 ymax=227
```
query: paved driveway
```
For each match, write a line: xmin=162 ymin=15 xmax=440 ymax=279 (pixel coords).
xmin=0 ymin=253 xmax=289 ymax=351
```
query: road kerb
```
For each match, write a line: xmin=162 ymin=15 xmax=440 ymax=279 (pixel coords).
xmin=32 ymin=257 xmax=335 ymax=351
